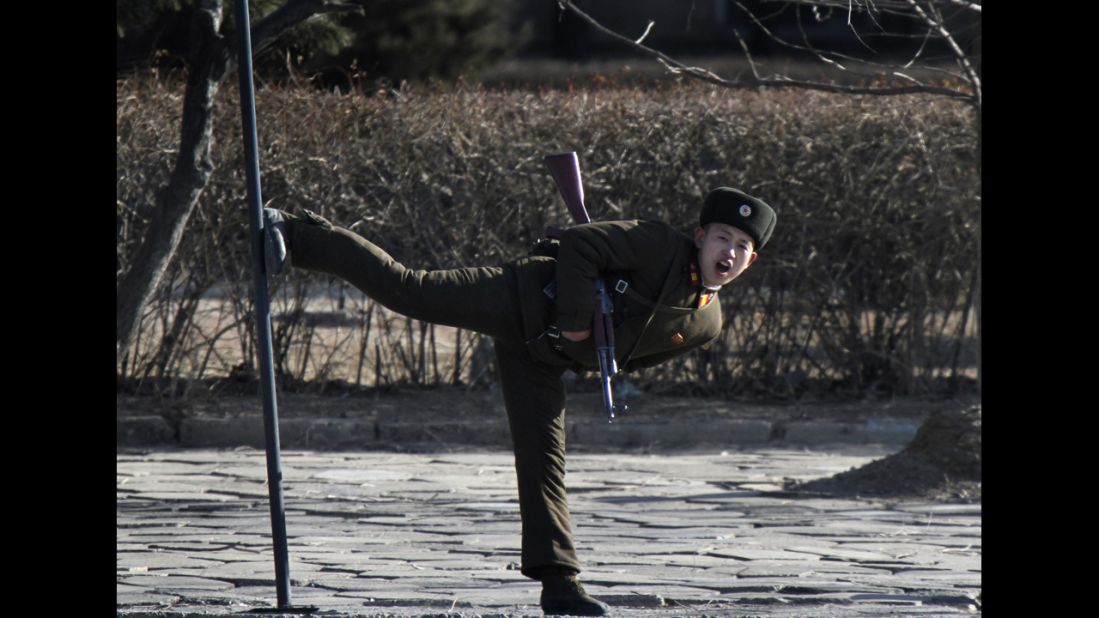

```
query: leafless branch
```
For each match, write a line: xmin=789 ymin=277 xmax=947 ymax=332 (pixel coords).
xmin=903 ymin=0 xmax=980 ymax=106
xmin=945 ymin=0 xmax=980 ymax=12
xmin=729 ymin=20 xmax=764 ymax=82
xmin=557 ymin=0 xmax=735 ymax=89
xmin=559 ymin=0 xmax=976 ymax=103
xmin=736 ymin=1 xmax=949 ymax=75
xmin=900 ymin=22 xmax=933 ymax=69
xmin=858 ymin=0 xmax=888 ymax=33
xmin=771 ymin=0 xmax=976 ymax=10
xmin=250 ymin=0 xmax=363 ymax=56
xmin=836 ymin=0 xmax=880 ymax=54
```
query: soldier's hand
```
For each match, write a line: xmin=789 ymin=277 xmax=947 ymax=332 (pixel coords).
xmin=561 ymin=329 xmax=591 ymax=342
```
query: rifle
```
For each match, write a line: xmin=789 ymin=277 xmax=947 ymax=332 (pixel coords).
xmin=543 ymin=151 xmax=627 ymax=422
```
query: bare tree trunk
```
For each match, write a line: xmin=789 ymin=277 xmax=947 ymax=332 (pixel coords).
xmin=116 ymin=0 xmax=229 ymax=361
xmin=116 ymin=0 xmax=363 ymax=365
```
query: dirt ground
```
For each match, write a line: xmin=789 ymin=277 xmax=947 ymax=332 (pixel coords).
xmin=117 ymin=384 xmax=981 ymax=504
xmin=787 ymin=405 xmax=981 ymax=503
xmin=116 ymin=379 xmax=975 ymax=423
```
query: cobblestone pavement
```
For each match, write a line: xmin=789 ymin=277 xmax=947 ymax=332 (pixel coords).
xmin=117 ymin=447 xmax=981 ymax=617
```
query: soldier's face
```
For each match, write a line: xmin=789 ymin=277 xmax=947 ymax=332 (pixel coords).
xmin=694 ymin=223 xmax=758 ymax=288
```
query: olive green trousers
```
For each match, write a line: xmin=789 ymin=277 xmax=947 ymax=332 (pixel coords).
xmin=287 ymin=212 xmax=580 ymax=579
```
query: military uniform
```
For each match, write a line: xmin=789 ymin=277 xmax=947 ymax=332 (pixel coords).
xmin=283 ymin=212 xmax=726 ymax=580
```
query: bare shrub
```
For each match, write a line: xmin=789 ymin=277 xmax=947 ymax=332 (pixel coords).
xmin=117 ymin=75 xmax=977 ymax=399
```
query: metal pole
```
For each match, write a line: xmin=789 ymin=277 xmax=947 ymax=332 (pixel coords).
xmin=234 ymin=0 xmax=292 ymax=609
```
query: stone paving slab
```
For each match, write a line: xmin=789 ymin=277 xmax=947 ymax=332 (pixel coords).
xmin=118 ymin=447 xmax=980 ymax=617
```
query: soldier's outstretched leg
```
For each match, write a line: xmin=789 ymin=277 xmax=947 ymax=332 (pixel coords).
xmin=270 ymin=209 xmax=524 ymax=342
xmin=492 ymin=338 xmax=609 ymax=616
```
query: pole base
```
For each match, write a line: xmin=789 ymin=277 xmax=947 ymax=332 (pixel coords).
xmin=247 ymin=606 xmax=318 ymax=614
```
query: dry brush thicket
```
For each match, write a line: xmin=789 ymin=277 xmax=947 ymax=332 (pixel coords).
xmin=117 ymin=76 xmax=978 ymax=400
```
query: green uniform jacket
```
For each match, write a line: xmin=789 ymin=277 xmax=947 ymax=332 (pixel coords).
xmin=510 ymin=220 xmax=723 ymax=372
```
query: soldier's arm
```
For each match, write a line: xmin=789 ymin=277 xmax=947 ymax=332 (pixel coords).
xmin=554 ymin=220 xmax=678 ymax=332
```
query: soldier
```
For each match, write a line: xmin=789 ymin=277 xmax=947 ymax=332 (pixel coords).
xmin=263 ymin=186 xmax=775 ymax=615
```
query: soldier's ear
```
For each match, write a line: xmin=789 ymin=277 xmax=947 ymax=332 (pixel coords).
xmin=694 ymin=226 xmax=706 ymax=248
xmin=748 ymin=252 xmax=759 ymax=266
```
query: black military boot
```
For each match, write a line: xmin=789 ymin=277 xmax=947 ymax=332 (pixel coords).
xmin=540 ymin=574 xmax=609 ymax=616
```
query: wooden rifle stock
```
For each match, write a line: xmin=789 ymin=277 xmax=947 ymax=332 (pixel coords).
xmin=544 ymin=152 xmax=591 ymax=224
xmin=543 ymin=152 xmax=625 ymax=422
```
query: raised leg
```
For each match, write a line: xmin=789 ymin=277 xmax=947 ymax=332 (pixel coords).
xmin=284 ymin=210 xmax=523 ymax=342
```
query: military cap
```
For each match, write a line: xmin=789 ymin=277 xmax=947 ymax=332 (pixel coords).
xmin=699 ymin=187 xmax=776 ymax=250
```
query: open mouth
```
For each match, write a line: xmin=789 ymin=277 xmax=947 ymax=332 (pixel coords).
xmin=716 ymin=260 xmax=732 ymax=275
